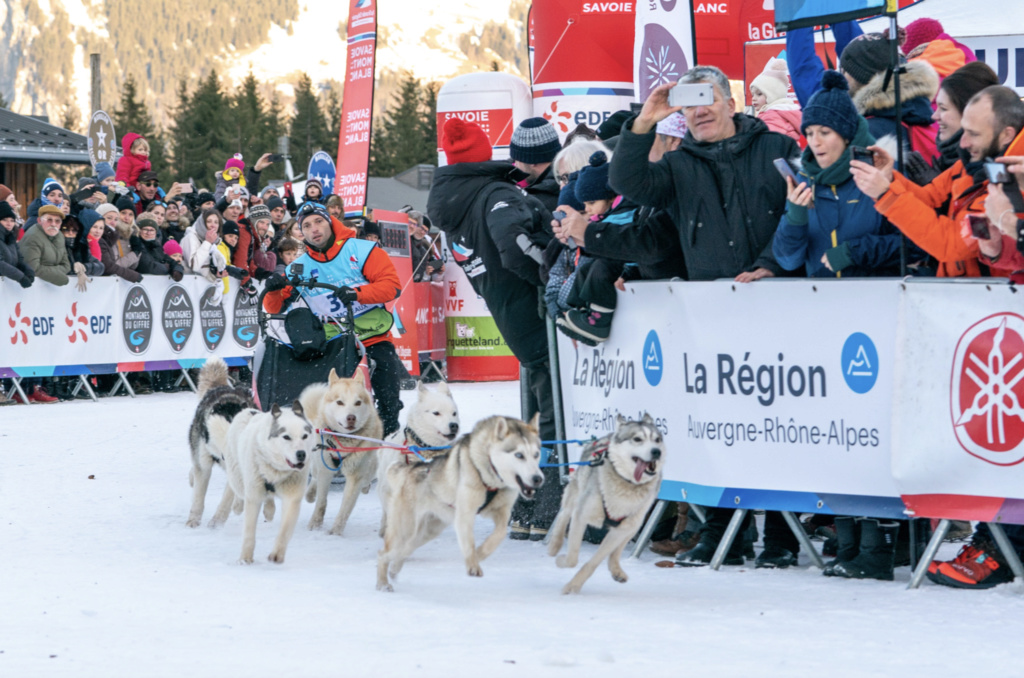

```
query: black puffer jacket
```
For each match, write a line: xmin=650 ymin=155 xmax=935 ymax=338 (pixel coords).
xmin=523 ymin=165 xmax=560 ymax=213
xmin=583 ymin=205 xmax=688 ymax=280
xmin=427 ymin=161 xmax=554 ymax=367
xmin=0 ymin=224 xmax=34 ymax=284
xmin=609 ymin=113 xmax=797 ymax=280
xmin=135 ymin=236 xmax=183 ymax=280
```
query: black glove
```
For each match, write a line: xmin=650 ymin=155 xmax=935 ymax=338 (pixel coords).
xmin=903 ymin=151 xmax=939 ymax=186
xmin=333 ymin=286 xmax=359 ymax=304
xmin=264 ymin=273 xmax=289 ymax=292
xmin=129 ymin=234 xmax=145 ymax=254
xmin=18 ymin=274 xmax=33 ymax=289
xmin=240 ymin=279 xmax=258 ymax=297
xmin=170 ymin=263 xmax=184 ymax=282
xmin=224 ymin=265 xmax=247 ymax=280
xmin=252 ymin=267 xmax=273 ymax=282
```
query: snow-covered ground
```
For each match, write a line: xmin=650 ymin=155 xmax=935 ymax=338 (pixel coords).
xmin=2 ymin=380 xmax=1023 ymax=677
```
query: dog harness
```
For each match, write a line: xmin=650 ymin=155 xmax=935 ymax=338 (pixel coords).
xmin=584 ymin=445 xmax=623 ymax=529
xmin=403 ymin=427 xmax=445 ymax=465
xmin=263 ymin=479 xmax=276 ymax=493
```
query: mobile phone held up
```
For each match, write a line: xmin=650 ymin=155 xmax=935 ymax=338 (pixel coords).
xmin=967 ymin=213 xmax=993 ymax=240
xmin=268 ymin=153 xmax=285 ymax=163
xmin=773 ymin=158 xmax=799 ymax=184
xmin=668 ymin=82 xmax=714 ymax=108
xmin=850 ymin=146 xmax=876 ymax=165
xmin=985 ymin=161 xmax=1012 ymax=184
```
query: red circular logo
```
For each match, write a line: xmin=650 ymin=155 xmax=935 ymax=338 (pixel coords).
xmin=950 ymin=313 xmax=1024 ymax=466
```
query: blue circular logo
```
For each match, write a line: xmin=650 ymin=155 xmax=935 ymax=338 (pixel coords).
xmin=643 ymin=330 xmax=663 ymax=386
xmin=841 ymin=332 xmax=878 ymax=394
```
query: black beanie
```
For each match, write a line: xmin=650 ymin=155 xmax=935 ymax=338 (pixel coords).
xmin=0 ymin=201 xmax=15 ymax=221
xmin=361 ymin=221 xmax=381 ymax=239
xmin=115 ymin=196 xmax=135 ymax=212
xmin=265 ymin=195 xmax=285 ymax=212
xmin=574 ymin=152 xmax=616 ymax=203
xmin=197 ymin=192 xmax=216 ymax=206
xmin=840 ymin=33 xmax=892 ymax=86
xmin=801 ymin=71 xmax=862 ymax=143
xmin=220 ymin=220 xmax=240 ymax=237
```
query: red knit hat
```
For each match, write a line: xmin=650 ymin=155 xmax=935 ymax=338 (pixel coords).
xmin=902 ymin=18 xmax=944 ymax=56
xmin=441 ymin=118 xmax=492 ymax=164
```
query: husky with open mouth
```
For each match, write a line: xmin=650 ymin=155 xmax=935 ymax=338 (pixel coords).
xmin=376 ymin=414 xmax=544 ymax=592
xmin=547 ymin=413 xmax=664 ymax=594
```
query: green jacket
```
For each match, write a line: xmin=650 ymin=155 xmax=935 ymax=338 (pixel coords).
xmin=19 ymin=223 xmax=70 ymax=286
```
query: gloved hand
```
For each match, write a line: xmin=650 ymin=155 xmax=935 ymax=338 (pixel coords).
xmin=240 ymin=279 xmax=258 ymax=297
xmin=264 ymin=273 xmax=289 ymax=292
xmin=73 ymin=262 xmax=89 ymax=292
xmin=170 ymin=264 xmax=184 ymax=282
xmin=224 ymin=265 xmax=247 ymax=279
xmin=333 ymin=286 xmax=359 ymax=304
xmin=903 ymin=151 xmax=939 ymax=187
xmin=252 ymin=267 xmax=273 ymax=281
xmin=18 ymin=274 xmax=33 ymax=289
xmin=129 ymin=234 xmax=145 ymax=253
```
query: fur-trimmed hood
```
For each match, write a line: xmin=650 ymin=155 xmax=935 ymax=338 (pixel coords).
xmin=852 ymin=60 xmax=939 ymax=117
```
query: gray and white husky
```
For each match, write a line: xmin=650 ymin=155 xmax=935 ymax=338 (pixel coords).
xmin=547 ymin=413 xmax=664 ymax=594
xmin=376 ymin=414 xmax=544 ymax=592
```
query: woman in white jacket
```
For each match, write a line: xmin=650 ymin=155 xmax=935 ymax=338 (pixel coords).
xmin=181 ymin=209 xmax=229 ymax=282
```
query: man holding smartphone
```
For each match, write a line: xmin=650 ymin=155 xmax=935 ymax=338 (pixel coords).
xmin=606 ymin=65 xmax=801 ymax=569
xmin=851 ymin=85 xmax=1024 ymax=277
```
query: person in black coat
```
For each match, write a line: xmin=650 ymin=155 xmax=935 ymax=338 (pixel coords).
xmin=64 ymin=210 xmax=105 ymax=277
xmin=0 ymin=201 xmax=34 ymax=287
xmin=427 ymin=117 xmax=560 ymax=540
xmin=134 ymin=214 xmax=183 ymax=280
xmin=510 ymin=117 xmax=562 ymax=212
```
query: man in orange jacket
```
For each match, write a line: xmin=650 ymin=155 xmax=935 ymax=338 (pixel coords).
xmin=263 ymin=202 xmax=405 ymax=436
xmin=851 ymin=85 xmax=1024 ymax=277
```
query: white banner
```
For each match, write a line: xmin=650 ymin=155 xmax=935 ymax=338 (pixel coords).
xmin=558 ymin=279 xmax=906 ymax=517
xmin=1 ymin=275 xmax=256 ymax=376
xmin=893 ymin=280 xmax=1024 ymax=522
xmin=634 ymin=0 xmax=696 ymax=103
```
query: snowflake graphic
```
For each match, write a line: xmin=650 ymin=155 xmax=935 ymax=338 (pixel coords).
xmin=645 ymin=45 xmax=680 ymax=91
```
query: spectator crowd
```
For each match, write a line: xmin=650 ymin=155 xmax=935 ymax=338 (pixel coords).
xmin=3 ymin=14 xmax=1023 ymax=591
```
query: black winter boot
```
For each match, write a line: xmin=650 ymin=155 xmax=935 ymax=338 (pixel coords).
xmin=823 ymin=516 xmax=860 ymax=576
xmin=674 ymin=535 xmax=745 ymax=567
xmin=833 ymin=519 xmax=898 ymax=581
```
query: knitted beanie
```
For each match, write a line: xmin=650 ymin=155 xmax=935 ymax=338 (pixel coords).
xmin=94 ymin=162 xmax=115 ymax=182
xmin=840 ymin=33 xmax=891 ymax=86
xmin=78 ymin=176 xmax=99 ymax=191
xmin=163 ymin=239 xmax=183 ymax=256
xmin=305 ymin=178 xmax=323 ymax=195
xmin=902 ymin=18 xmax=944 ymax=56
xmin=41 ymin=178 xmax=65 ymax=200
xmin=574 ymin=152 xmax=617 ymax=203
xmin=441 ymin=118 xmax=492 ymax=164
xmin=800 ymin=71 xmax=861 ymax=143
xmin=265 ymin=195 xmax=285 ymax=212
xmin=750 ymin=57 xmax=791 ymax=106
xmin=225 ymin=153 xmax=245 ymax=173
xmin=509 ymin=117 xmax=561 ymax=164
xmin=0 ymin=202 xmax=16 ymax=221
xmin=249 ymin=204 xmax=271 ymax=224
xmin=0 ymin=184 xmax=11 ymax=202
xmin=221 ymin=220 xmax=240 ymax=237
xmin=78 ymin=209 xmax=101 ymax=232
xmin=137 ymin=214 xmax=159 ymax=231
xmin=115 ymin=196 xmax=136 ymax=212
xmin=197 ymin=192 xmax=216 ymax=206
xmin=96 ymin=203 xmax=118 ymax=218
xmin=557 ymin=172 xmax=584 ymax=212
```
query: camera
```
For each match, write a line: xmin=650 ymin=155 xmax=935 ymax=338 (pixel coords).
xmin=851 ymin=146 xmax=875 ymax=164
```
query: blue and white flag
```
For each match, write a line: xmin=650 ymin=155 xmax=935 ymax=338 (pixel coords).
xmin=307 ymin=151 xmax=337 ymax=195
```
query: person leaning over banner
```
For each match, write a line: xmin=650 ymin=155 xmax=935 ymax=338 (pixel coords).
xmin=19 ymin=205 xmax=70 ymax=286
xmin=510 ymin=117 xmax=562 ymax=212
xmin=134 ymin=214 xmax=184 ymax=281
xmin=426 ymin=117 xmax=561 ymax=542
xmin=850 ymin=85 xmax=1024 ymax=278
xmin=0 ymin=201 xmax=34 ymax=287
xmin=262 ymin=202 xmax=405 ymax=437
xmin=772 ymin=71 xmax=909 ymax=279
xmin=607 ymin=64 xmax=802 ymax=569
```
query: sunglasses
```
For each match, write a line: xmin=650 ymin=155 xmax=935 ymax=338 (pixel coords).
xmin=60 ymin=226 xmax=78 ymax=233
xmin=140 ymin=181 xmax=159 ymax=187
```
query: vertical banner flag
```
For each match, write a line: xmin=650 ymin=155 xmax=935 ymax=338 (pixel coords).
xmin=334 ymin=0 xmax=377 ymax=212
xmin=531 ymin=0 xmax=636 ymax=141
xmin=634 ymin=1 xmax=697 ymax=104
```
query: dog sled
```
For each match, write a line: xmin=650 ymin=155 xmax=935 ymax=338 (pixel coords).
xmin=253 ymin=264 xmax=370 ymax=411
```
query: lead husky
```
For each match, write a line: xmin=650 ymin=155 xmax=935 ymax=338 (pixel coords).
xmin=377 ymin=382 xmax=460 ymax=536
xmin=186 ymin=358 xmax=262 ymax=528
xmin=547 ymin=413 xmax=664 ymax=594
xmin=300 ymin=369 xmax=381 ymax=535
xmin=208 ymin=401 xmax=314 ymax=564
xmin=377 ymin=414 xmax=544 ymax=592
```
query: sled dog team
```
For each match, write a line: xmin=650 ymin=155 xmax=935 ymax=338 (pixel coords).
xmin=187 ymin=358 xmax=666 ymax=594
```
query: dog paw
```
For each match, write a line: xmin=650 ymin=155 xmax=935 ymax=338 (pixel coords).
xmin=186 ymin=516 xmax=201 ymax=528
xmin=377 ymin=582 xmax=394 ymax=593
xmin=267 ymin=551 xmax=285 ymax=564
xmin=307 ymin=518 xmax=323 ymax=531
xmin=238 ymin=556 xmax=254 ymax=565
xmin=556 ymin=555 xmax=577 ymax=569
xmin=327 ymin=525 xmax=346 ymax=536
xmin=611 ymin=571 xmax=628 ymax=583
xmin=207 ymin=517 xmax=225 ymax=529
xmin=561 ymin=583 xmax=582 ymax=595
xmin=466 ymin=564 xmax=483 ymax=577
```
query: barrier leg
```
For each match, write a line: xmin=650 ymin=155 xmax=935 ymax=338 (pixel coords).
xmin=178 ymin=368 xmax=197 ymax=393
xmin=10 ymin=377 xmax=29 ymax=404
xmin=629 ymin=500 xmax=667 ymax=561
xmin=112 ymin=372 xmax=136 ymax=398
xmin=782 ymin=510 xmax=824 ymax=569
xmin=710 ymin=509 xmax=747 ymax=571
xmin=907 ymin=518 xmax=951 ymax=590
xmin=72 ymin=375 xmax=98 ymax=402
xmin=545 ymin=315 xmax=569 ymax=484
xmin=690 ymin=504 xmax=707 ymax=524
xmin=987 ymin=523 xmax=1024 ymax=583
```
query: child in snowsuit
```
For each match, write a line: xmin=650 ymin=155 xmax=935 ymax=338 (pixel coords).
xmin=214 ymin=154 xmax=247 ymax=202
xmin=114 ymin=133 xmax=152 ymax=187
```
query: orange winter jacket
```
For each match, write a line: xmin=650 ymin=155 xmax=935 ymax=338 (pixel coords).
xmin=874 ymin=161 xmax=1004 ymax=278
xmin=263 ymin=216 xmax=401 ymax=347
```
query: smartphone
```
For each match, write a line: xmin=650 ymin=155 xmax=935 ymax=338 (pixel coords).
xmin=968 ymin=214 xmax=993 ymax=240
xmin=985 ymin=161 xmax=1012 ymax=184
xmin=268 ymin=153 xmax=285 ymax=163
xmin=178 ymin=183 xmax=193 ymax=194
xmin=851 ymin=146 xmax=876 ymax=164
xmin=668 ymin=82 xmax=714 ymax=108
xmin=552 ymin=210 xmax=566 ymax=223
xmin=773 ymin=158 xmax=799 ymax=183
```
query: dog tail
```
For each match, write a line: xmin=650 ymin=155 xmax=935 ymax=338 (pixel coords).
xmin=197 ymin=357 xmax=230 ymax=398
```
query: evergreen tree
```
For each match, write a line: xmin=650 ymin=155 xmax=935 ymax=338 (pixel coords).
xmin=419 ymin=81 xmax=440 ymax=168
xmin=113 ymin=73 xmax=170 ymax=183
xmin=369 ymin=73 xmax=438 ymax=176
xmin=263 ymin=92 xmax=287 ymax=181
xmin=289 ymin=73 xmax=329 ymax=177
xmin=322 ymin=85 xmax=343 ymax=160
xmin=169 ymin=71 xmax=232 ymax=188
